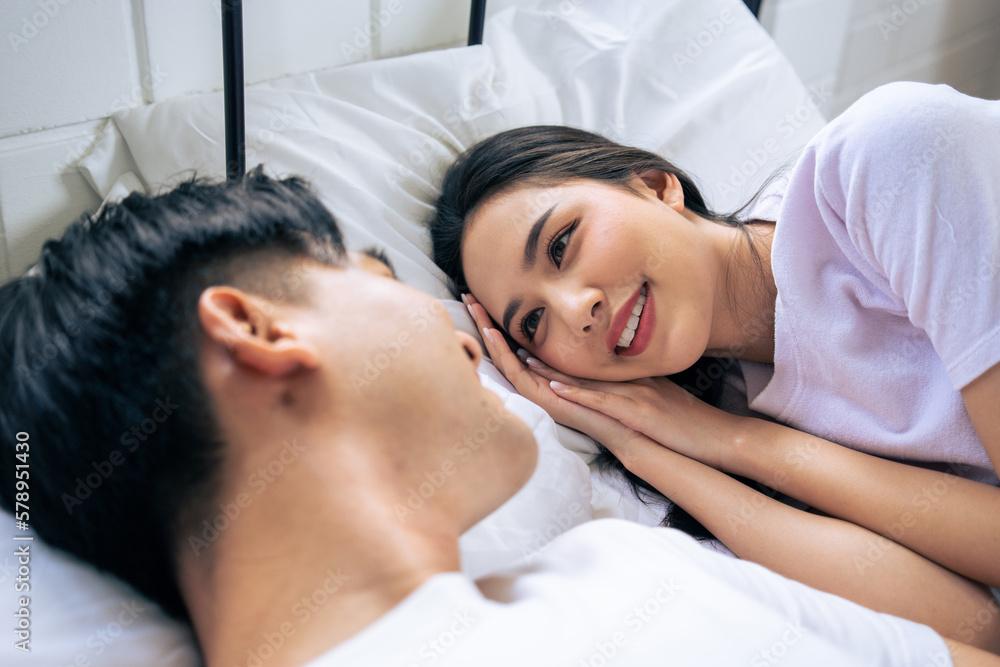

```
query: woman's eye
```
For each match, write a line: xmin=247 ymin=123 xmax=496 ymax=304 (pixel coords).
xmin=521 ymin=309 xmax=543 ymax=341
xmin=548 ymin=224 xmax=576 ymax=268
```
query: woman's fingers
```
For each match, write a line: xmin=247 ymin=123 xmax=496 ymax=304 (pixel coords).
xmin=519 ymin=354 xmax=587 ymax=386
xmin=481 ymin=328 xmax=526 ymax=382
xmin=516 ymin=353 xmax=619 ymax=392
xmin=462 ymin=294 xmax=494 ymax=338
xmin=549 ymin=381 xmax=635 ymax=422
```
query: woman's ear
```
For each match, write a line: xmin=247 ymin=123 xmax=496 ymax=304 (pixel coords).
xmin=636 ymin=169 xmax=685 ymax=212
xmin=198 ymin=286 xmax=320 ymax=376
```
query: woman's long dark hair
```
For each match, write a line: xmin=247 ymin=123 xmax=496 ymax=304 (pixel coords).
xmin=429 ymin=125 xmax=775 ymax=540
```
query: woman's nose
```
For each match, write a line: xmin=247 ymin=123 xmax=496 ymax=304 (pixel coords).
xmin=556 ymin=285 xmax=603 ymax=334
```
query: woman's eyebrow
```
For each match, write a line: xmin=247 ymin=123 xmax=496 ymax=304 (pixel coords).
xmin=523 ymin=204 xmax=557 ymax=270
xmin=502 ymin=297 xmax=523 ymax=335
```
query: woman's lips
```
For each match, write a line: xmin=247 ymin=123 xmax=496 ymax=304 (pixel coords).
xmin=618 ymin=285 xmax=654 ymax=357
xmin=606 ymin=283 xmax=654 ymax=355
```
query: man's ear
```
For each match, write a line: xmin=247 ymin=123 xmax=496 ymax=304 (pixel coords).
xmin=636 ymin=169 xmax=685 ymax=212
xmin=198 ymin=286 xmax=320 ymax=376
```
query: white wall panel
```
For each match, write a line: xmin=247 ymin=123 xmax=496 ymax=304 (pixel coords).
xmin=836 ymin=9 xmax=893 ymax=95
xmin=142 ymin=0 xmax=376 ymax=102
xmin=376 ymin=0 xmax=525 ymax=60
xmin=377 ymin=0 xmax=467 ymax=58
xmin=0 ymin=123 xmax=104 ymax=277
xmin=760 ymin=0 xmax=852 ymax=85
xmin=0 ymin=0 xmax=140 ymax=137
xmin=923 ymin=20 xmax=1000 ymax=87
xmin=886 ymin=0 xmax=951 ymax=66
xmin=764 ymin=0 xmax=1000 ymax=120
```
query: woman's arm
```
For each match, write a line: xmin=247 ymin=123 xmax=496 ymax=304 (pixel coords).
xmin=606 ymin=430 xmax=1000 ymax=653
xmin=950 ymin=641 xmax=1000 ymax=667
xmin=729 ymin=409 xmax=1000 ymax=590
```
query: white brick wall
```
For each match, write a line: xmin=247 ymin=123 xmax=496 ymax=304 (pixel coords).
xmin=761 ymin=0 xmax=1000 ymax=119
xmin=0 ymin=0 xmax=520 ymax=280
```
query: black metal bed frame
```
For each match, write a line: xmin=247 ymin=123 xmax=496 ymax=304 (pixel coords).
xmin=222 ymin=0 xmax=761 ymax=180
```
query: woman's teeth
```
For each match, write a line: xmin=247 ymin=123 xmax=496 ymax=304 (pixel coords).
xmin=617 ymin=285 xmax=647 ymax=349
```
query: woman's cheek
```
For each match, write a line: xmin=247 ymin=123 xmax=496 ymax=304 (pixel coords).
xmin=539 ymin=342 xmax=598 ymax=380
xmin=542 ymin=336 xmax=584 ymax=372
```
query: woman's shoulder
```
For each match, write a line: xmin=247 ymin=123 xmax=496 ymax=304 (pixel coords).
xmin=809 ymin=82 xmax=994 ymax=170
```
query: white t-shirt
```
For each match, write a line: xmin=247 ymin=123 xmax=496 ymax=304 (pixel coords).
xmin=306 ymin=520 xmax=947 ymax=666
xmin=740 ymin=82 xmax=1000 ymax=484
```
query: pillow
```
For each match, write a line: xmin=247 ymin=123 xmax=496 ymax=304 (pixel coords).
xmin=8 ymin=1 xmax=824 ymax=664
xmin=0 ymin=511 xmax=199 ymax=666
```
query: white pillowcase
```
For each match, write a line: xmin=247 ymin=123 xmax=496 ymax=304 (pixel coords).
xmin=5 ymin=1 xmax=824 ymax=664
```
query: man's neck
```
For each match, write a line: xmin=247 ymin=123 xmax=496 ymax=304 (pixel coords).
xmin=183 ymin=483 xmax=462 ymax=667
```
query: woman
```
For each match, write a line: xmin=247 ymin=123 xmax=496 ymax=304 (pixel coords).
xmin=430 ymin=82 xmax=1000 ymax=651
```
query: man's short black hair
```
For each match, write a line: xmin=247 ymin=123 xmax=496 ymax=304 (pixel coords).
xmin=0 ymin=168 xmax=345 ymax=620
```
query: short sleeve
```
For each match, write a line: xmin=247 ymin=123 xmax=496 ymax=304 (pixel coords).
xmin=811 ymin=82 xmax=1000 ymax=390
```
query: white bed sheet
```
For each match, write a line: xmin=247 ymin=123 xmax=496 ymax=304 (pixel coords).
xmin=3 ymin=1 xmax=826 ymax=665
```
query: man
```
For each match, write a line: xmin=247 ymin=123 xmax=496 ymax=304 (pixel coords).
xmin=0 ymin=171 xmax=994 ymax=666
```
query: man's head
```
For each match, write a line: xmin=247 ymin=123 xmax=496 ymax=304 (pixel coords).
xmin=0 ymin=169 xmax=537 ymax=623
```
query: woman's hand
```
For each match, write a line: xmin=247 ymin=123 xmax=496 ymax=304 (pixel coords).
xmin=540 ymin=361 xmax=745 ymax=472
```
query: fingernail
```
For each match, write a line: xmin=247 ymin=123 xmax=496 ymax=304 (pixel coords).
xmin=516 ymin=348 xmax=530 ymax=360
xmin=461 ymin=293 xmax=469 ymax=305
xmin=550 ymin=380 xmax=568 ymax=391
xmin=466 ymin=303 xmax=475 ymax=319
xmin=525 ymin=357 xmax=543 ymax=368
xmin=482 ymin=327 xmax=492 ymax=342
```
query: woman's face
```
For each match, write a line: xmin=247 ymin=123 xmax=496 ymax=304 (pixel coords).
xmin=461 ymin=174 xmax=724 ymax=381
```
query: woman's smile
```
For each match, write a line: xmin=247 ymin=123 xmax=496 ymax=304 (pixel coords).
xmin=611 ymin=282 xmax=656 ymax=357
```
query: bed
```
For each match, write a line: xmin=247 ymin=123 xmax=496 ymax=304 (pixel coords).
xmin=0 ymin=1 xmax=827 ymax=664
